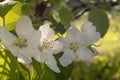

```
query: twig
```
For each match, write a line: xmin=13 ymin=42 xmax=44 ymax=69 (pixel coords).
xmin=73 ymin=0 xmax=119 ymax=19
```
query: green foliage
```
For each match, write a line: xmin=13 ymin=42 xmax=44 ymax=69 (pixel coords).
xmin=17 ymin=63 xmax=30 ymax=80
xmin=58 ymin=7 xmax=74 ymax=30
xmin=14 ymin=0 xmax=41 ymax=3
xmin=0 ymin=50 xmax=19 ymax=80
xmin=88 ymin=8 xmax=110 ymax=37
xmin=98 ymin=2 xmax=111 ymax=11
xmin=0 ymin=4 xmax=15 ymax=17
xmin=21 ymin=4 xmax=31 ymax=15
xmin=32 ymin=58 xmax=57 ymax=80
xmin=54 ymin=53 xmax=73 ymax=80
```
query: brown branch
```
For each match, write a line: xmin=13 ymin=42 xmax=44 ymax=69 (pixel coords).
xmin=74 ymin=0 xmax=119 ymax=19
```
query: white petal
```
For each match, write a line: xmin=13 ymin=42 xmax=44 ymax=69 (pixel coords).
xmin=39 ymin=23 xmax=55 ymax=41
xmin=66 ymin=27 xmax=86 ymax=46
xmin=17 ymin=48 xmax=35 ymax=64
xmin=0 ymin=27 xmax=16 ymax=44
xmin=76 ymin=47 xmax=94 ymax=61
xmin=46 ymin=54 xmax=60 ymax=73
xmin=18 ymin=54 xmax=32 ymax=64
xmin=6 ymin=44 xmax=19 ymax=56
xmin=71 ymin=21 xmax=76 ymax=28
xmin=15 ymin=16 xmax=35 ymax=39
xmin=81 ymin=21 xmax=101 ymax=44
xmin=51 ymin=41 xmax=63 ymax=54
xmin=67 ymin=27 xmax=80 ymax=42
xmin=27 ymin=30 xmax=41 ymax=47
xmin=59 ymin=49 xmax=76 ymax=67
xmin=34 ymin=51 xmax=46 ymax=63
xmin=17 ymin=57 xmax=26 ymax=64
xmin=58 ymin=38 xmax=69 ymax=48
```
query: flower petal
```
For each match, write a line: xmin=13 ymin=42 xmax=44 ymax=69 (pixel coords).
xmin=34 ymin=51 xmax=46 ymax=63
xmin=27 ymin=30 xmax=41 ymax=47
xmin=51 ymin=41 xmax=63 ymax=54
xmin=81 ymin=21 xmax=101 ymax=44
xmin=67 ymin=24 xmax=86 ymax=46
xmin=15 ymin=16 xmax=35 ymax=39
xmin=46 ymin=54 xmax=60 ymax=73
xmin=39 ymin=23 xmax=55 ymax=42
xmin=6 ymin=44 xmax=19 ymax=57
xmin=59 ymin=49 xmax=76 ymax=67
xmin=67 ymin=27 xmax=81 ymax=43
xmin=76 ymin=47 xmax=94 ymax=61
xmin=16 ymin=47 xmax=37 ymax=64
xmin=0 ymin=27 xmax=16 ymax=45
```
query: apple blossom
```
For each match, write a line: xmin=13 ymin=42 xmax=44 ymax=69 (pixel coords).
xmin=34 ymin=23 xmax=63 ymax=73
xmin=59 ymin=21 xmax=101 ymax=67
xmin=0 ymin=16 xmax=41 ymax=64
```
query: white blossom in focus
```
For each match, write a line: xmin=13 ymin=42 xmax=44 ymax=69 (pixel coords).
xmin=0 ymin=16 xmax=41 ymax=64
xmin=34 ymin=23 xmax=63 ymax=73
xmin=59 ymin=21 xmax=101 ymax=67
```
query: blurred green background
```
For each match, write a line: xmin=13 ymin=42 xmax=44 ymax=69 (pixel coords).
xmin=69 ymin=7 xmax=120 ymax=80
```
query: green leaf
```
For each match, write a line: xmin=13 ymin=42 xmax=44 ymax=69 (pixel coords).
xmin=88 ymin=8 xmax=109 ymax=37
xmin=22 ymin=4 xmax=31 ymax=15
xmin=25 ymin=0 xmax=41 ymax=3
xmin=42 ymin=65 xmax=57 ymax=80
xmin=0 ymin=4 xmax=16 ymax=17
xmin=55 ymin=63 xmax=73 ymax=80
xmin=49 ymin=0 xmax=60 ymax=3
xmin=0 ymin=50 xmax=19 ymax=80
xmin=14 ymin=0 xmax=24 ymax=3
xmin=54 ymin=53 xmax=73 ymax=80
xmin=32 ymin=58 xmax=42 ymax=80
xmin=6 ymin=22 xmax=16 ymax=31
xmin=17 ymin=63 xmax=30 ymax=80
xmin=32 ymin=58 xmax=57 ymax=80
xmin=98 ymin=2 xmax=111 ymax=11
xmin=4 ymin=3 xmax=22 ymax=31
xmin=58 ymin=7 xmax=74 ymax=30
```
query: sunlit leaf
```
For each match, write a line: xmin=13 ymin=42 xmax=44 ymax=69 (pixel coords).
xmin=5 ymin=3 xmax=22 ymax=31
xmin=0 ymin=50 xmax=19 ymax=80
xmin=0 ymin=4 xmax=15 ymax=17
xmin=17 ymin=63 xmax=30 ymax=80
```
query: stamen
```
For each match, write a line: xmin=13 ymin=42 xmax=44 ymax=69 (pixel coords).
xmin=69 ymin=42 xmax=79 ymax=52
xmin=15 ymin=35 xmax=27 ymax=49
xmin=38 ymin=39 xmax=53 ymax=52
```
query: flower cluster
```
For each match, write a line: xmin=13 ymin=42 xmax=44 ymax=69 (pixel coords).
xmin=0 ymin=16 xmax=100 ymax=73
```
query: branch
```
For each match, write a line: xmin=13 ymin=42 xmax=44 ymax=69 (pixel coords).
xmin=73 ymin=0 xmax=119 ymax=19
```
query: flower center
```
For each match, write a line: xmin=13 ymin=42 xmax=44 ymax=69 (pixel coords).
xmin=38 ymin=40 xmax=52 ymax=52
xmin=69 ymin=42 xmax=79 ymax=52
xmin=15 ymin=35 xmax=27 ymax=49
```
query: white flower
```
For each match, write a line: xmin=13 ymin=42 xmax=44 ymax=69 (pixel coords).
xmin=59 ymin=21 xmax=100 ymax=67
xmin=34 ymin=23 xmax=63 ymax=73
xmin=81 ymin=21 xmax=101 ymax=45
xmin=0 ymin=16 xmax=41 ymax=64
